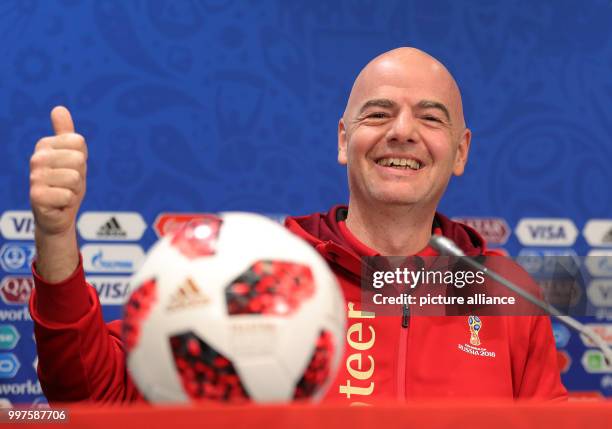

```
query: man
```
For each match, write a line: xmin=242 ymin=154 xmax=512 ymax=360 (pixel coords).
xmin=29 ymin=47 xmax=567 ymax=403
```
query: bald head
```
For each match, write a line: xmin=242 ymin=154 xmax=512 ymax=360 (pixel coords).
xmin=343 ymin=47 xmax=466 ymax=131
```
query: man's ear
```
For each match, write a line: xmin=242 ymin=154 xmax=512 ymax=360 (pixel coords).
xmin=453 ymin=128 xmax=471 ymax=176
xmin=338 ymin=118 xmax=348 ymax=165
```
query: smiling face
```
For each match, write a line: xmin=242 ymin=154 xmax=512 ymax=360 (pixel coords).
xmin=338 ymin=48 xmax=471 ymax=213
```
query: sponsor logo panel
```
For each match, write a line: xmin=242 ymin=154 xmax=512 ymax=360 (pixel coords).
xmin=581 ymin=349 xmax=612 ymax=373
xmin=0 ymin=211 xmax=35 ymax=240
xmin=0 ymin=277 xmax=34 ymax=305
xmin=153 ymin=213 xmax=209 ymax=238
xmin=0 ymin=244 xmax=35 ymax=273
xmin=552 ymin=323 xmax=571 ymax=348
xmin=86 ymin=276 xmax=132 ymax=305
xmin=452 ymin=217 xmax=510 ymax=245
xmin=0 ymin=325 xmax=19 ymax=350
xmin=0 ymin=353 xmax=20 ymax=378
xmin=587 ymin=279 xmax=612 ymax=307
xmin=585 ymin=250 xmax=612 ymax=277
xmin=77 ymin=212 xmax=147 ymax=241
xmin=82 ymin=245 xmax=144 ymax=273
xmin=580 ymin=324 xmax=612 ymax=347
xmin=583 ymin=219 xmax=612 ymax=247
xmin=517 ymin=248 xmax=579 ymax=275
xmin=515 ymin=218 xmax=578 ymax=247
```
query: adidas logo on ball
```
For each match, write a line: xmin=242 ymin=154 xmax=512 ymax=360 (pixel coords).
xmin=167 ymin=279 xmax=210 ymax=311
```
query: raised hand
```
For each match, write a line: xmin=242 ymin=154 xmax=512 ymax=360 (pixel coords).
xmin=30 ymin=106 xmax=87 ymax=282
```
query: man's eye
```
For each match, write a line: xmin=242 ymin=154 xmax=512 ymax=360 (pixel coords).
xmin=367 ymin=112 xmax=387 ymax=119
xmin=423 ymin=115 xmax=442 ymax=123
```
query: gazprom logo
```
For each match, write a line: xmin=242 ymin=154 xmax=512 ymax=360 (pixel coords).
xmin=82 ymin=245 xmax=144 ymax=274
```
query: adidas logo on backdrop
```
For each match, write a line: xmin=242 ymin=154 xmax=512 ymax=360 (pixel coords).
xmin=77 ymin=212 xmax=147 ymax=241
xmin=97 ymin=217 xmax=127 ymax=238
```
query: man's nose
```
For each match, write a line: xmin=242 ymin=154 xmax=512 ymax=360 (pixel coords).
xmin=386 ymin=111 xmax=418 ymax=144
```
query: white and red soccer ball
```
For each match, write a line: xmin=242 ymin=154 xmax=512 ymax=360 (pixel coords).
xmin=123 ymin=212 xmax=345 ymax=403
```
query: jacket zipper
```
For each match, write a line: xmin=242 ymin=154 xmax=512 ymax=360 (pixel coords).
xmin=397 ymin=302 xmax=409 ymax=399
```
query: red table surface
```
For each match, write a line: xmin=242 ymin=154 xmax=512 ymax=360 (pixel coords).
xmin=9 ymin=400 xmax=612 ymax=429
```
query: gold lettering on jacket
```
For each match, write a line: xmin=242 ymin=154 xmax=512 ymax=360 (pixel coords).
xmin=339 ymin=302 xmax=375 ymax=403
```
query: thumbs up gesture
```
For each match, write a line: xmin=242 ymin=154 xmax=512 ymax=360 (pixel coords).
xmin=30 ymin=106 xmax=88 ymax=237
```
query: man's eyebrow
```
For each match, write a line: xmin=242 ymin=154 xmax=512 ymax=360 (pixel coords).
xmin=417 ymin=100 xmax=451 ymax=122
xmin=358 ymin=98 xmax=397 ymax=115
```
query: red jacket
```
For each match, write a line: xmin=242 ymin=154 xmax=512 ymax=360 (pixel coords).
xmin=30 ymin=206 xmax=567 ymax=403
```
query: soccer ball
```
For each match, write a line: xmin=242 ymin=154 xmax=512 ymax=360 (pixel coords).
xmin=122 ymin=212 xmax=345 ymax=403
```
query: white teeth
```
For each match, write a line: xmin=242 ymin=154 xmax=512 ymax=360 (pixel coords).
xmin=376 ymin=157 xmax=421 ymax=170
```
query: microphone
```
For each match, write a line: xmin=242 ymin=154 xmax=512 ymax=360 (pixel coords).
xmin=429 ymin=235 xmax=612 ymax=366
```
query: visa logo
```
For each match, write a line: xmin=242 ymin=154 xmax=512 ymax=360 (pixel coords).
xmin=0 ymin=211 xmax=35 ymax=240
xmin=528 ymin=225 xmax=566 ymax=240
xmin=515 ymin=218 xmax=578 ymax=246
xmin=87 ymin=276 xmax=131 ymax=305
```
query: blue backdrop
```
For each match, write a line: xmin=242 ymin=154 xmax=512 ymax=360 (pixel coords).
xmin=0 ymin=0 xmax=611 ymax=405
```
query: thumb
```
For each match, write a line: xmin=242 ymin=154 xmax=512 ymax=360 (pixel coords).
xmin=50 ymin=106 xmax=75 ymax=135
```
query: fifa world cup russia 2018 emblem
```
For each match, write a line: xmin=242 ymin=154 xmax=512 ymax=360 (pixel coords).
xmin=468 ymin=316 xmax=482 ymax=346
